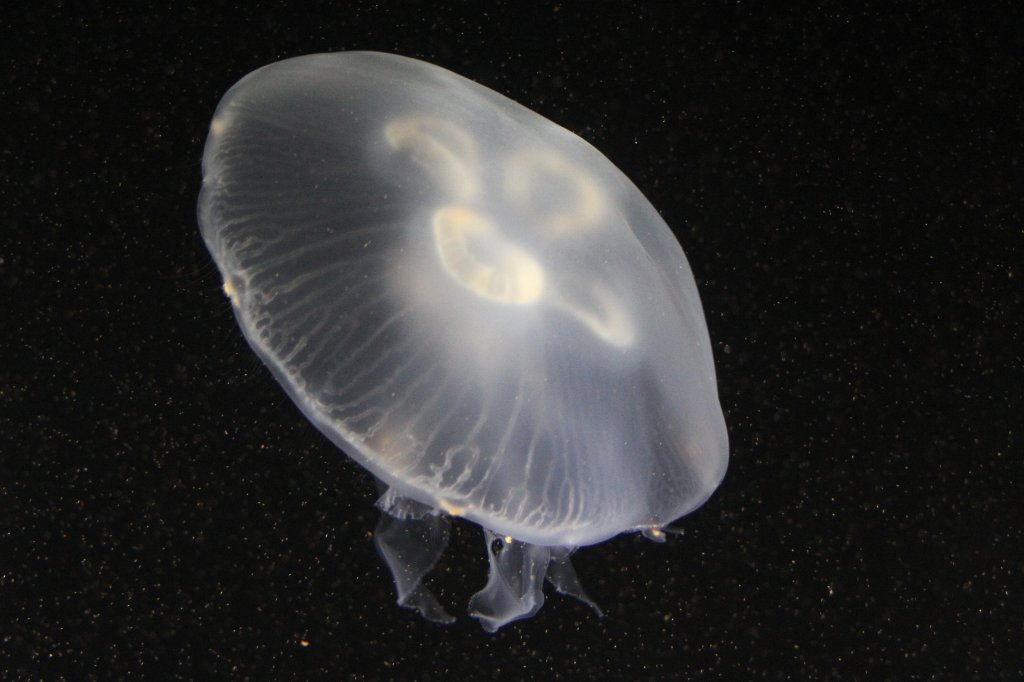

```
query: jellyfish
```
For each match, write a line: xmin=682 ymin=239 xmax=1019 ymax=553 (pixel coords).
xmin=198 ymin=52 xmax=728 ymax=631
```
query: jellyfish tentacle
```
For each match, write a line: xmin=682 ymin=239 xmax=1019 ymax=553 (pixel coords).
xmin=373 ymin=492 xmax=454 ymax=624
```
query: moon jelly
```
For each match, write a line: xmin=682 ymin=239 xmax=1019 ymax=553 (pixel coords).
xmin=198 ymin=52 xmax=728 ymax=631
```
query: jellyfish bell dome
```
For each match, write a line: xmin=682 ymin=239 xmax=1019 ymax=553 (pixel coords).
xmin=198 ymin=51 xmax=728 ymax=630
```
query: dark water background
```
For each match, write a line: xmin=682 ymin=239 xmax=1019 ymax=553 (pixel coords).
xmin=4 ymin=2 xmax=1020 ymax=679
